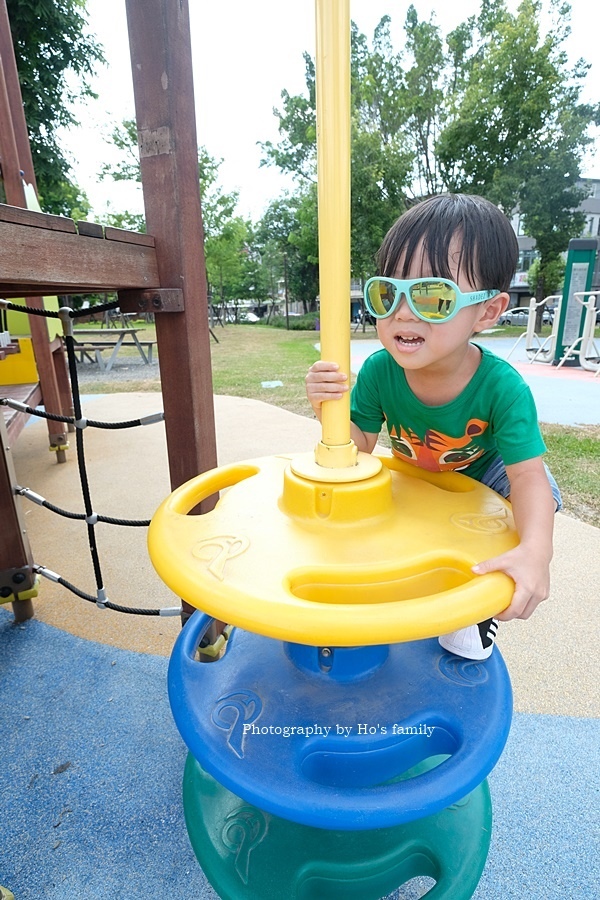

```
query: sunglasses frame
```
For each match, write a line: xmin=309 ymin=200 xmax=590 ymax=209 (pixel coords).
xmin=363 ymin=276 xmax=500 ymax=324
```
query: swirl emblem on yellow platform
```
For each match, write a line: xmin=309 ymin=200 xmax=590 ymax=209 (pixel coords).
xmin=450 ymin=507 xmax=509 ymax=534
xmin=192 ymin=535 xmax=250 ymax=580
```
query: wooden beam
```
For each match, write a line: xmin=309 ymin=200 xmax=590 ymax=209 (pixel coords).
xmin=1 ymin=284 xmax=125 ymax=297
xmin=0 ymin=0 xmax=38 ymax=189
xmin=0 ymin=48 xmax=23 ymax=201
xmin=0 ymin=412 xmax=35 ymax=620
xmin=118 ymin=288 xmax=184 ymax=313
xmin=0 ymin=40 xmax=69 ymax=453
xmin=105 ymin=225 xmax=155 ymax=247
xmin=0 ymin=218 xmax=160 ymax=292
xmin=125 ymin=0 xmax=218 ymax=497
xmin=125 ymin=0 xmax=219 ymax=624
xmin=0 ymin=202 xmax=77 ymax=232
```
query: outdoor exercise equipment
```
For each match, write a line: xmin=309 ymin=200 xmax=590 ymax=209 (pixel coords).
xmin=509 ymin=237 xmax=599 ymax=369
xmin=556 ymin=289 xmax=600 ymax=373
xmin=553 ymin=238 xmax=599 ymax=365
xmin=149 ymin=1 xmax=516 ymax=895
xmin=505 ymin=294 xmax=561 ymax=362
xmin=520 ymin=290 xmax=600 ymax=368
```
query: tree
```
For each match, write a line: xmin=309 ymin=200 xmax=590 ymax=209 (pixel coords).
xmin=205 ymin=218 xmax=265 ymax=307
xmin=519 ymin=140 xmax=586 ymax=305
xmin=98 ymin=118 xmax=146 ymax=232
xmin=399 ymin=7 xmax=446 ymax=197
xmin=255 ymin=192 xmax=320 ymax=313
xmin=261 ymin=19 xmax=414 ymax=280
xmin=261 ymin=53 xmax=317 ymax=185
xmin=349 ymin=19 xmax=413 ymax=276
xmin=7 ymin=0 xmax=105 ymax=216
xmin=99 ymin=118 xmax=142 ymax=185
xmin=526 ymin=256 xmax=565 ymax=298
xmin=436 ymin=0 xmax=599 ymax=205
xmin=99 ymin=121 xmax=256 ymax=302
xmin=436 ymin=0 xmax=598 ymax=303
xmin=264 ymin=0 xmax=598 ymax=300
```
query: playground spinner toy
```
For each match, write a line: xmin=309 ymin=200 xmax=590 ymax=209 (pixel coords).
xmin=149 ymin=1 xmax=516 ymax=896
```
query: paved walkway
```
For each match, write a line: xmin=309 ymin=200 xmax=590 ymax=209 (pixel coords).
xmin=1 ymin=375 xmax=598 ymax=899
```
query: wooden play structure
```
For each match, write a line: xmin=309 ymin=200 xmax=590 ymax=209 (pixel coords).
xmin=0 ymin=0 xmax=218 ymax=621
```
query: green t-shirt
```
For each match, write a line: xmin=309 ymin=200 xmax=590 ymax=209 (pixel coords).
xmin=350 ymin=344 xmax=546 ymax=480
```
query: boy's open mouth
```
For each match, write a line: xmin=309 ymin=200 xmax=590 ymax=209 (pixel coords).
xmin=395 ymin=334 xmax=425 ymax=349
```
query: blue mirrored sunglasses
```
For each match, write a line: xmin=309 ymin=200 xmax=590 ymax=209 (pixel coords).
xmin=364 ymin=276 xmax=500 ymax=323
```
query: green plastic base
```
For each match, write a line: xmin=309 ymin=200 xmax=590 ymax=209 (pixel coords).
xmin=183 ymin=753 xmax=492 ymax=900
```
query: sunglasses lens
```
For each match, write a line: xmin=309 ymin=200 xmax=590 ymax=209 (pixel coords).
xmin=409 ymin=281 xmax=457 ymax=319
xmin=366 ymin=279 xmax=397 ymax=316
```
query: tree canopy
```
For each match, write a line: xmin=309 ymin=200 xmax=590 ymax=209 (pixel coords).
xmin=260 ymin=0 xmax=599 ymax=300
xmin=100 ymin=120 xmax=263 ymax=304
xmin=7 ymin=0 xmax=105 ymax=216
xmin=18 ymin=0 xmax=596 ymax=308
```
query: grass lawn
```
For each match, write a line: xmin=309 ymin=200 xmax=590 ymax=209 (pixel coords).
xmin=210 ymin=324 xmax=320 ymax=417
xmin=74 ymin=320 xmax=600 ymax=528
xmin=542 ymin=424 xmax=600 ymax=528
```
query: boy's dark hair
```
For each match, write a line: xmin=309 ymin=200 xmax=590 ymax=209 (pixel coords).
xmin=377 ymin=194 xmax=518 ymax=292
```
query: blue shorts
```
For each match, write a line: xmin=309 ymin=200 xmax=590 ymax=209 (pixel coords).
xmin=479 ymin=456 xmax=562 ymax=511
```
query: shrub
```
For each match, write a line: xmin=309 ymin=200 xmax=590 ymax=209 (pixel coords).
xmin=269 ymin=313 xmax=320 ymax=331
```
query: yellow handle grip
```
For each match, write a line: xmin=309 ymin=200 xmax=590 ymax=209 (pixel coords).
xmin=163 ymin=464 xmax=259 ymax=516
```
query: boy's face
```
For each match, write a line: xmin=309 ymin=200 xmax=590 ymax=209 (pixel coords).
xmin=376 ymin=239 xmax=509 ymax=373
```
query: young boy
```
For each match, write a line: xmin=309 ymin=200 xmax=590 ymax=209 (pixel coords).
xmin=306 ymin=193 xmax=561 ymax=660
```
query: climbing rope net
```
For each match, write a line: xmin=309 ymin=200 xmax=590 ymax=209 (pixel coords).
xmin=0 ymin=297 xmax=181 ymax=618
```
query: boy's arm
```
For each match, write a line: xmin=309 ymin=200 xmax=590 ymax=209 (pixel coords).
xmin=472 ymin=456 xmax=555 ymax=621
xmin=305 ymin=360 xmax=379 ymax=453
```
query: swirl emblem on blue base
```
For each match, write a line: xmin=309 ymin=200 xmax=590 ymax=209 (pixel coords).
xmin=212 ymin=690 xmax=262 ymax=758
xmin=438 ymin=653 xmax=490 ymax=686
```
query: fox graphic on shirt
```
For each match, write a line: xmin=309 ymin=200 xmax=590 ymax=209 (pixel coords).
xmin=388 ymin=418 xmax=489 ymax=472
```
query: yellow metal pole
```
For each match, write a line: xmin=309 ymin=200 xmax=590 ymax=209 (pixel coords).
xmin=313 ymin=0 xmax=356 ymax=469
xmin=292 ymin=0 xmax=380 ymax=483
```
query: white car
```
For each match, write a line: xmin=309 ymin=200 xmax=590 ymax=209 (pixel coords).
xmin=499 ymin=307 xmax=553 ymax=326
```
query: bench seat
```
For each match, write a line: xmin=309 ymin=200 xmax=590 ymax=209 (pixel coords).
xmin=72 ymin=339 xmax=157 ymax=366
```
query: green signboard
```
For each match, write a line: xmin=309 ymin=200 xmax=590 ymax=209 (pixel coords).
xmin=553 ymin=238 xmax=598 ymax=364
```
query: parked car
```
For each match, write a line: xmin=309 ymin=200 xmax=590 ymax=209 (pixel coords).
xmin=498 ymin=307 xmax=553 ymax=326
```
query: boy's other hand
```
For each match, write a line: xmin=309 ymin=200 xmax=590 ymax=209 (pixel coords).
xmin=305 ymin=361 xmax=349 ymax=413
xmin=472 ymin=545 xmax=551 ymax=621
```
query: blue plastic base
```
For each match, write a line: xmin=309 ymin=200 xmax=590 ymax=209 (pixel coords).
xmin=169 ymin=613 xmax=512 ymax=830
xmin=183 ymin=754 xmax=493 ymax=900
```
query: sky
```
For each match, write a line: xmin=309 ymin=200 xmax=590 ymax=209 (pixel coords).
xmin=64 ymin=0 xmax=600 ymax=223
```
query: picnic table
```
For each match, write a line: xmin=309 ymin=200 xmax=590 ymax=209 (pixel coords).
xmin=71 ymin=327 xmax=156 ymax=372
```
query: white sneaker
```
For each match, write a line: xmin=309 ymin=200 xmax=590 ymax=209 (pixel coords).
xmin=438 ymin=619 xmax=499 ymax=660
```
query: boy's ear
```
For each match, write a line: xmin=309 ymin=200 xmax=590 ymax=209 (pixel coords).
xmin=472 ymin=292 xmax=510 ymax=332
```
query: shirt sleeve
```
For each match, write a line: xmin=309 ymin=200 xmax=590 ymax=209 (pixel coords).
xmin=492 ymin=383 xmax=547 ymax=466
xmin=350 ymin=356 xmax=387 ymax=435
